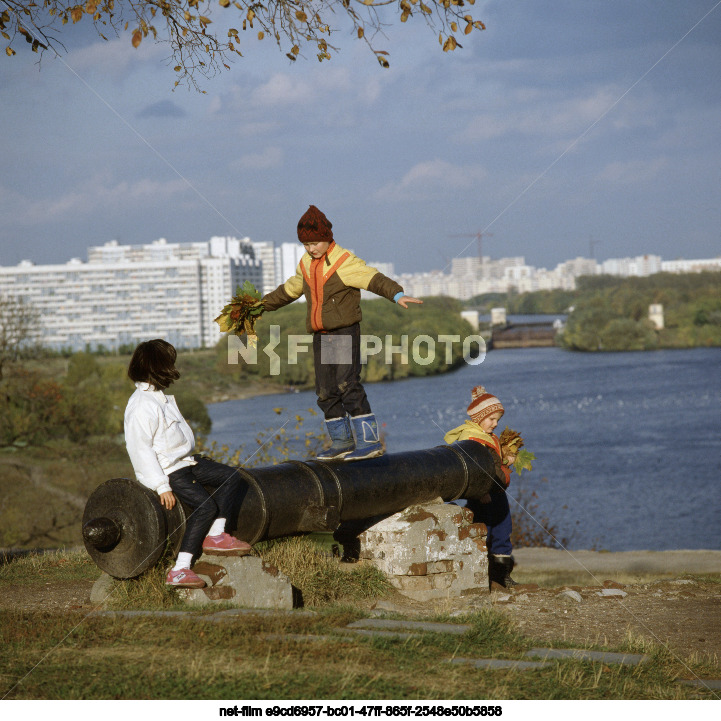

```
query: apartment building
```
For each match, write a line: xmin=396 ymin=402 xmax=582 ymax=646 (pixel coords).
xmin=0 ymin=237 xmax=263 ymax=351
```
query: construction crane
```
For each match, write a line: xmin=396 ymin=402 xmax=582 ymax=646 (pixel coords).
xmin=589 ymin=236 xmax=601 ymax=259
xmin=450 ymin=231 xmax=494 ymax=262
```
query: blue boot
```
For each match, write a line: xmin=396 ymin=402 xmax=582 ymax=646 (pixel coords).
xmin=344 ymin=413 xmax=384 ymax=461
xmin=316 ymin=416 xmax=355 ymax=461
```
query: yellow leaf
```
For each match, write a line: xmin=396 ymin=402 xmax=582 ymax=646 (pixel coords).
xmin=5 ymin=46 xmax=15 ymax=56
xmin=219 ymin=0 xmax=230 ymax=6
xmin=464 ymin=23 xmax=473 ymax=35
xmin=173 ymin=65 xmax=182 ymax=71
xmin=71 ymin=6 xmax=83 ymax=23
xmin=85 ymin=1 xmax=97 ymax=14
xmin=451 ymin=22 xmax=458 ymax=32
xmin=132 ymin=29 xmax=142 ymax=48
xmin=258 ymin=31 xmax=264 ymax=40
xmin=273 ymin=407 xmax=283 ymax=414
xmin=357 ymin=27 xmax=364 ymax=39
xmin=199 ymin=15 xmax=211 ymax=24
xmin=247 ymin=9 xmax=255 ymax=21
xmin=296 ymin=10 xmax=307 ymax=22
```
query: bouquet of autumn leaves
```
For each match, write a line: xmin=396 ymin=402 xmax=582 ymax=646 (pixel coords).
xmin=499 ymin=427 xmax=535 ymax=476
xmin=214 ymin=281 xmax=265 ymax=343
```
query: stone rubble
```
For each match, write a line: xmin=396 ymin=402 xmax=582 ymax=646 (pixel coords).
xmin=358 ymin=500 xmax=489 ymax=601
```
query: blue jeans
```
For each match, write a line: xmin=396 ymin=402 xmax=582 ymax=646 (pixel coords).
xmin=465 ymin=490 xmax=513 ymax=556
xmin=168 ymin=457 xmax=243 ymax=557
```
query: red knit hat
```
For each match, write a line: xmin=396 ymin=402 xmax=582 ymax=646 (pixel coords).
xmin=297 ymin=205 xmax=334 ymax=244
xmin=467 ymin=385 xmax=504 ymax=423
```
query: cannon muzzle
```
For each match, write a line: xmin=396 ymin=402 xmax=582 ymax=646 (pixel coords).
xmin=83 ymin=440 xmax=499 ymax=578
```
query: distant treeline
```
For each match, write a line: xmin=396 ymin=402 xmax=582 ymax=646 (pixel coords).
xmin=0 ymin=352 xmax=211 ymax=449
xmin=469 ymin=272 xmax=721 ymax=352
xmin=0 ymin=296 xmax=474 ymax=448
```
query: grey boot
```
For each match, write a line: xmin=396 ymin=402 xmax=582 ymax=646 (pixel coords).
xmin=316 ymin=416 xmax=355 ymax=461
xmin=344 ymin=413 xmax=384 ymax=461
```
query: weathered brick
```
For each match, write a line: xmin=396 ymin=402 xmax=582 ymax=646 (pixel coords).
xmin=202 ymin=585 xmax=235 ymax=601
xmin=427 ymin=560 xmax=454 ymax=574
xmin=408 ymin=562 xmax=428 ymax=576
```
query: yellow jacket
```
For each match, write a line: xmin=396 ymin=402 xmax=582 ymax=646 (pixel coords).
xmin=262 ymin=242 xmax=403 ymax=334
xmin=444 ymin=421 xmax=510 ymax=487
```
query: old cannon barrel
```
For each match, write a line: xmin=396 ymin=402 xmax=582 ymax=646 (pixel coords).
xmin=83 ymin=440 xmax=498 ymax=578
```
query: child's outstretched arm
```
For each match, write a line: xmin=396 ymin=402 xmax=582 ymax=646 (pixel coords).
xmin=396 ymin=295 xmax=423 ymax=309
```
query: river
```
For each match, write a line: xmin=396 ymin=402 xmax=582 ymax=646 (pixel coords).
xmin=207 ymin=346 xmax=721 ymax=552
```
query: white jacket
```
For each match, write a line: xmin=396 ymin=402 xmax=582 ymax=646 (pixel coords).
xmin=124 ymin=382 xmax=197 ymax=495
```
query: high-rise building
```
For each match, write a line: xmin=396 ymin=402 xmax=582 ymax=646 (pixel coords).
xmin=0 ymin=237 xmax=262 ymax=351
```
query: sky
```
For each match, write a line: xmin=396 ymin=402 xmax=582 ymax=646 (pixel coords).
xmin=1 ymin=0 xmax=721 ymax=274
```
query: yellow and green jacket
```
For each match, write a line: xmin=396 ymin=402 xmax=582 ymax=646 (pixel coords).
xmin=262 ymin=242 xmax=404 ymax=334
xmin=444 ymin=421 xmax=511 ymax=487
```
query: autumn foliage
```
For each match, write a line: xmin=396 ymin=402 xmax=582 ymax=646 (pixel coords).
xmin=1 ymin=0 xmax=486 ymax=86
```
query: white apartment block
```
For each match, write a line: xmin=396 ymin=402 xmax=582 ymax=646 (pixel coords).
xmin=661 ymin=257 xmax=721 ymax=273
xmin=251 ymin=241 xmax=278 ymax=296
xmin=274 ymin=242 xmax=306 ymax=287
xmin=0 ymin=237 xmax=263 ymax=351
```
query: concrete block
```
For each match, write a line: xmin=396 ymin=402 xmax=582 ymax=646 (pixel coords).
xmin=449 ymin=657 xmax=551 ymax=671
xmin=180 ymin=555 xmax=295 ymax=610
xmin=90 ymin=572 xmax=115 ymax=607
xmin=525 ymin=648 xmax=649 ymax=666
xmin=359 ymin=500 xmax=489 ymax=600
xmin=348 ymin=619 xmax=472 ymax=635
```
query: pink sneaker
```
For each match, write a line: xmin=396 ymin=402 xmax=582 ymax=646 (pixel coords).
xmin=165 ymin=568 xmax=205 ymax=588
xmin=202 ymin=532 xmax=252 ymax=556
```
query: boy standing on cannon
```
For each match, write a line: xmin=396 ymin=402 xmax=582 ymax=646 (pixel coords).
xmin=262 ymin=205 xmax=423 ymax=461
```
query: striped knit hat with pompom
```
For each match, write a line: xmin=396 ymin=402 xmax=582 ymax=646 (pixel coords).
xmin=467 ymin=385 xmax=504 ymax=424
xmin=297 ymin=205 xmax=334 ymax=244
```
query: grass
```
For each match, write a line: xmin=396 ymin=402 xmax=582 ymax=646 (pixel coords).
xmin=256 ymin=535 xmax=391 ymax=607
xmin=1 ymin=605 xmax=717 ymax=700
xmin=513 ymin=568 xmax=721 ymax=588
xmin=0 ymin=548 xmax=98 ymax=584
xmin=1 ymin=549 xmax=720 ymax=700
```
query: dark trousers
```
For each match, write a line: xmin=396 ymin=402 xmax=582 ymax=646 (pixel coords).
xmin=465 ymin=490 xmax=513 ymax=556
xmin=168 ymin=457 xmax=242 ymax=557
xmin=313 ymin=323 xmax=371 ymax=420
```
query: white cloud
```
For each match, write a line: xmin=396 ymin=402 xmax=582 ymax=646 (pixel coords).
xmin=375 ymin=159 xmax=487 ymax=200
xmin=598 ymin=157 xmax=668 ymax=184
xmin=251 ymin=73 xmax=317 ymax=107
xmin=2 ymin=176 xmax=192 ymax=226
xmin=237 ymin=146 xmax=284 ymax=170
xmin=67 ymin=37 xmax=165 ymax=83
xmin=464 ymin=86 xmax=653 ymax=141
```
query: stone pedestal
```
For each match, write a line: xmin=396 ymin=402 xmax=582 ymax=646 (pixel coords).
xmin=179 ymin=555 xmax=296 ymax=609
xmin=358 ymin=500 xmax=488 ymax=601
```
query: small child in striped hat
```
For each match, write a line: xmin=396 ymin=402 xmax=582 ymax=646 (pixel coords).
xmin=444 ymin=385 xmax=518 ymax=588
